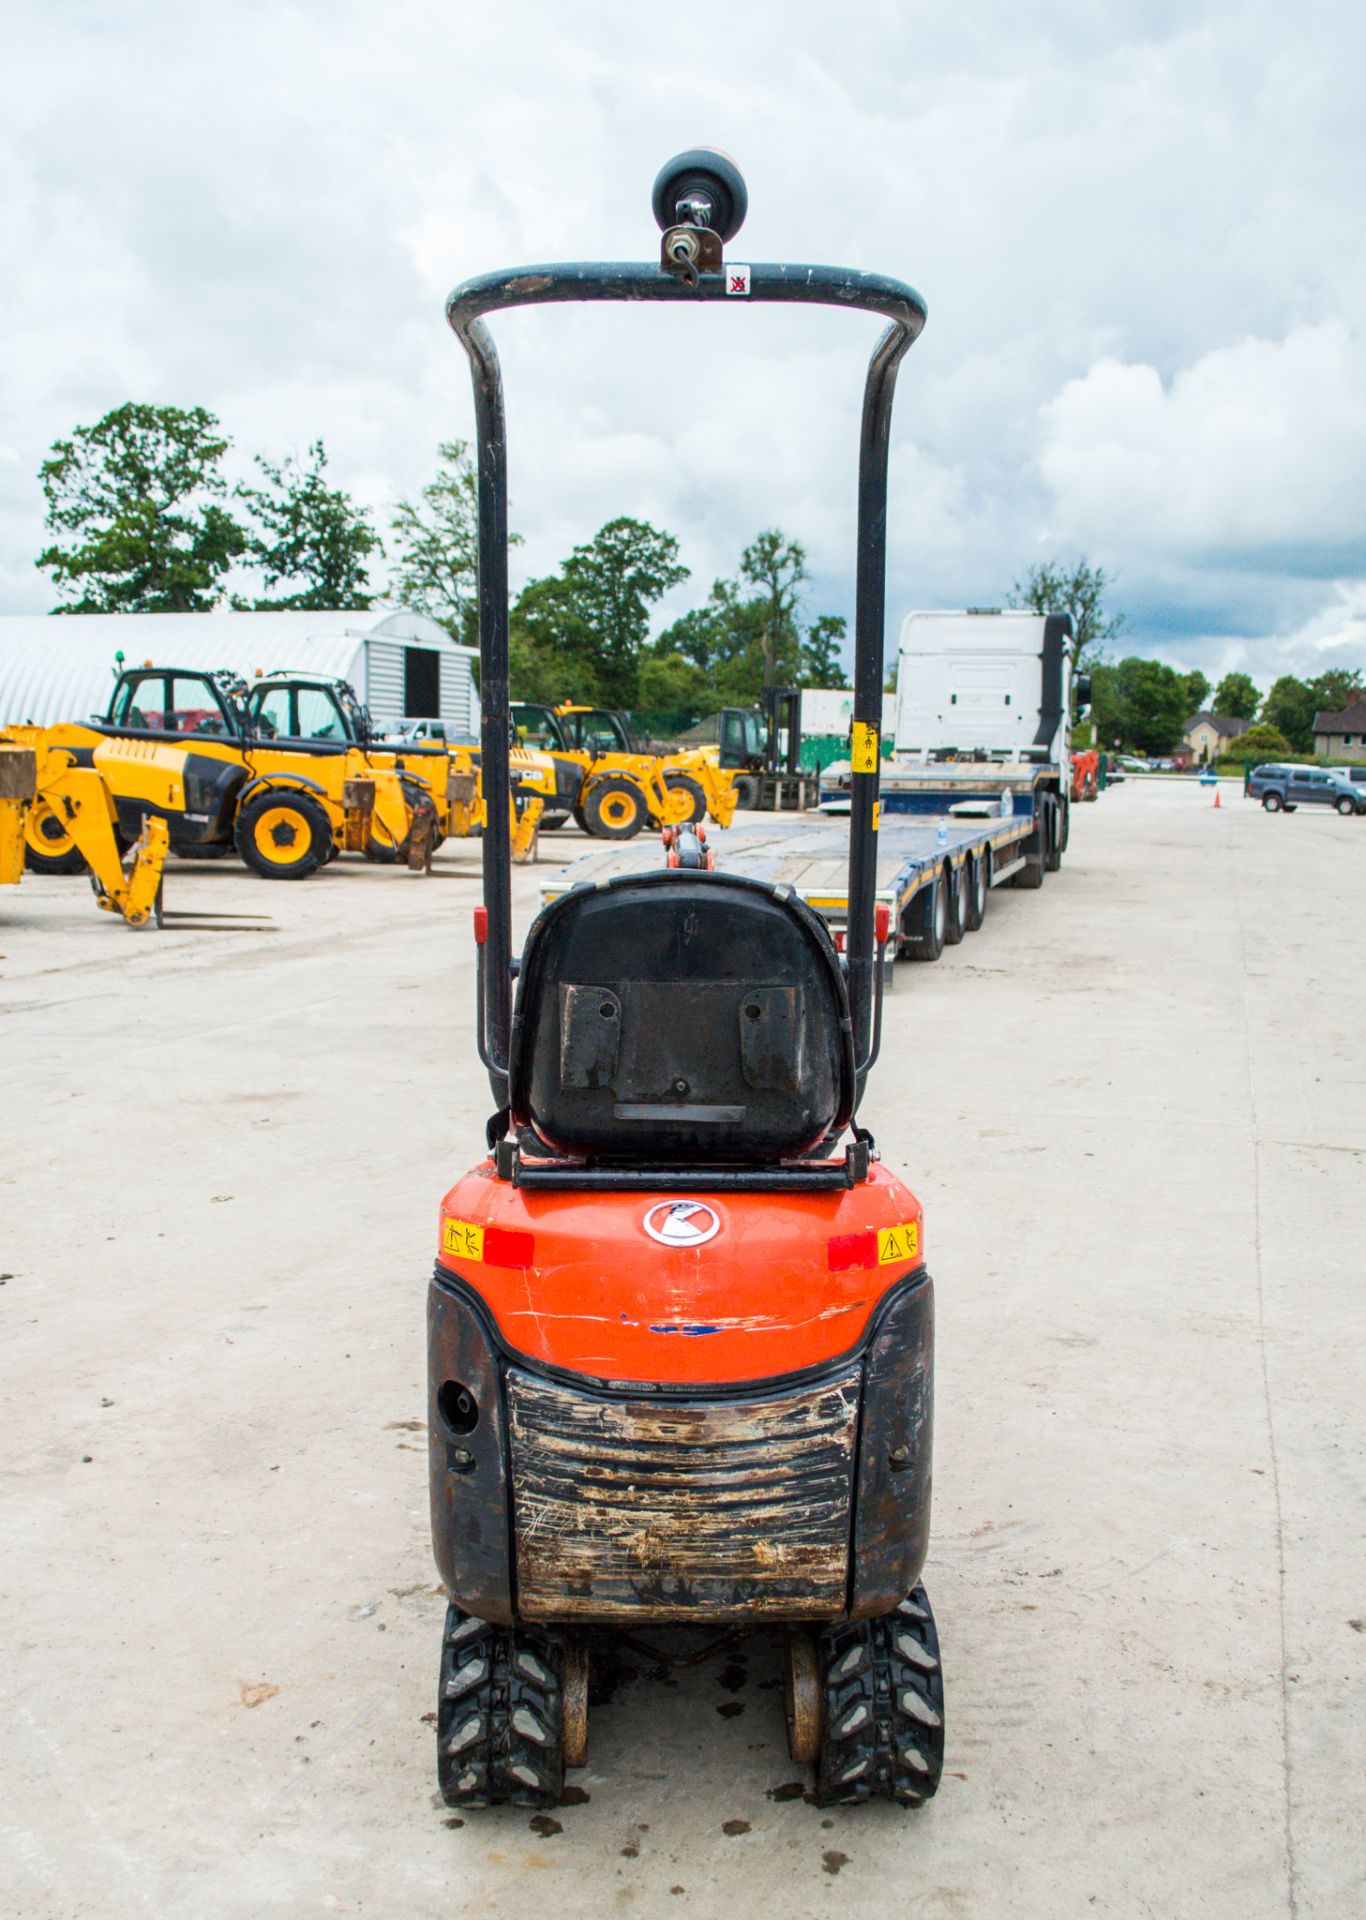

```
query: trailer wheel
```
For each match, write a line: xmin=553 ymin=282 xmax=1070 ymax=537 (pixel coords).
xmin=662 ymin=771 xmax=707 ymax=826
xmin=1047 ymin=797 xmax=1065 ymax=869
xmin=582 ymin=776 xmax=646 ymax=839
xmin=814 ymin=1586 xmax=945 ymax=1807
xmin=904 ymin=872 xmax=947 ymax=962
xmin=943 ymin=861 xmax=968 ymax=945
xmin=235 ymin=790 xmax=330 ymax=879
xmin=963 ymin=853 xmax=987 ymax=932
xmin=23 ymin=798 xmax=88 ymax=875
xmin=436 ymin=1602 xmax=576 ymax=1808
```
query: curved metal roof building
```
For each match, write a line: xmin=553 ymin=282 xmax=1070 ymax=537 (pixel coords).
xmin=0 ymin=607 xmax=478 ymax=735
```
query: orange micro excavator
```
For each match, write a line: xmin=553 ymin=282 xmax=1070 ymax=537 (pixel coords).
xmin=426 ymin=149 xmax=942 ymax=1809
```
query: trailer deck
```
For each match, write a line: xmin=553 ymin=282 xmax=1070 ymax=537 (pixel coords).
xmin=538 ymin=806 xmax=1035 ymax=954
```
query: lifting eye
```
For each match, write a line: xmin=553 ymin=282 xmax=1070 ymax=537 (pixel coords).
xmin=599 ymin=1001 xmax=617 ymax=1018
xmin=439 ymin=1382 xmax=479 ymax=1435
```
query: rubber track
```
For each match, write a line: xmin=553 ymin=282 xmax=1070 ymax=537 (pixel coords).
xmin=437 ymin=1602 xmax=566 ymax=1808
xmin=815 ymin=1584 xmax=946 ymax=1806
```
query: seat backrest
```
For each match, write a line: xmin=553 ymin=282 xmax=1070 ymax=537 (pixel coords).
xmin=508 ymin=871 xmax=854 ymax=1164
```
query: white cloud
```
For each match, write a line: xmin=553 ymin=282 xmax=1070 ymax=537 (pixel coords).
xmin=1037 ymin=321 xmax=1366 ymax=567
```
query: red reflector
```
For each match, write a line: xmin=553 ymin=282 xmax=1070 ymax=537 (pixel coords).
xmin=827 ymin=1230 xmax=877 ymax=1272
xmin=483 ymin=1226 xmax=533 ymax=1266
xmin=472 ymin=906 xmax=488 ymax=946
xmin=875 ymin=904 xmax=890 ymax=945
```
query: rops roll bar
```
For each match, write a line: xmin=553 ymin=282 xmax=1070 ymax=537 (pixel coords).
xmin=445 ymin=151 xmax=927 ymax=1107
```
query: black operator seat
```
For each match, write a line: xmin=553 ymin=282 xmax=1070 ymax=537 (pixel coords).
xmin=508 ymin=871 xmax=856 ymax=1165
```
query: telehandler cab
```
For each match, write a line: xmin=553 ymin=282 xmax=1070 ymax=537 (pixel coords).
xmin=428 ymin=149 xmax=941 ymax=1810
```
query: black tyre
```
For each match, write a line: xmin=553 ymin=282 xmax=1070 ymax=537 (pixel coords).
xmin=540 ymin=811 xmax=571 ymax=831
xmin=1282 ymin=802 xmax=1297 ymax=812
xmin=1060 ymin=795 xmax=1072 ymax=850
xmin=905 ymin=872 xmax=947 ymax=962
xmin=663 ymin=771 xmax=707 ymax=826
xmin=1012 ymin=812 xmax=1047 ymax=889
xmin=963 ymin=852 xmax=987 ymax=933
xmin=582 ymin=775 xmax=646 ymax=840
xmin=437 ymin=1603 xmax=566 ymax=1808
xmin=815 ymin=1586 xmax=945 ymax=1807
xmin=734 ymin=775 xmax=761 ymax=809
xmin=1335 ymin=795 xmax=1356 ymax=817
xmin=1262 ymin=792 xmax=1282 ymax=813
xmin=943 ymin=861 xmax=968 ymax=946
xmin=234 ymin=789 xmax=330 ymax=879
xmin=23 ymin=798 xmax=87 ymax=875
xmin=1044 ymin=796 xmax=1063 ymax=871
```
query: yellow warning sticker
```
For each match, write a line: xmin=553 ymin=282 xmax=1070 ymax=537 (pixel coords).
xmin=850 ymin=720 xmax=880 ymax=774
xmin=872 ymin=801 xmax=880 ymax=833
xmin=877 ymin=1222 xmax=920 ymax=1265
xmin=442 ymin=1218 xmax=485 ymax=1261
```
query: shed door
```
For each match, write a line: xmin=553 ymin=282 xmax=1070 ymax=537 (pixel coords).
xmin=404 ymin=647 xmax=441 ymax=719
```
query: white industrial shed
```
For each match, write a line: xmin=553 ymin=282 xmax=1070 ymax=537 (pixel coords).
xmin=0 ymin=607 xmax=479 ymax=736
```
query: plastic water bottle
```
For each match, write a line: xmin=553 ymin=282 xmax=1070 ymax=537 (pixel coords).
xmin=936 ymin=816 xmax=947 ymax=848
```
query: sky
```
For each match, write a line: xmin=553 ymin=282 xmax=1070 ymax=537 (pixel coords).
xmin=2 ymin=0 xmax=1364 ymax=688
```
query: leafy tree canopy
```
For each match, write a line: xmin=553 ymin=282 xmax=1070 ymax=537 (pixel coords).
xmin=1228 ymin=721 xmax=1292 ymax=763
xmin=389 ymin=440 xmax=514 ymax=642
xmin=652 ymin=529 xmax=845 ymax=705
xmin=237 ymin=439 xmax=380 ymax=610
xmin=1009 ymin=557 xmax=1125 ymax=672
xmin=1090 ymin=655 xmax=1190 ymax=755
xmin=1211 ymin=671 xmax=1260 ymax=721
xmin=1180 ymin=670 xmax=1210 ymax=714
xmin=1262 ymin=668 xmax=1365 ymax=754
xmin=37 ymin=402 xmax=245 ymax=612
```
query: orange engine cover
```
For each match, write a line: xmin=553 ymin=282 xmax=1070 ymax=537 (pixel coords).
xmin=436 ymin=1160 xmax=924 ymax=1386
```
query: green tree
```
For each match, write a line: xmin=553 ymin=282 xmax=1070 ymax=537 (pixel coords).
xmin=636 ymin=650 xmax=714 ymax=714
xmin=37 ymin=402 xmax=244 ymax=612
xmin=1212 ymin=671 xmax=1260 ymax=721
xmin=537 ymin=518 xmax=689 ymax=707
xmin=238 ymin=440 xmax=380 ymax=610
xmin=390 ymin=441 xmax=520 ymax=641
xmin=741 ymin=529 xmax=807 ymax=686
xmin=1009 ymin=557 xmax=1125 ymax=671
xmin=1094 ymin=656 xmax=1190 ymax=754
xmin=802 ymin=614 xmax=849 ymax=688
xmin=1228 ymin=721 xmax=1292 ymax=763
xmin=1262 ymin=668 xmax=1364 ymax=753
xmin=509 ymin=574 xmax=602 ymax=704
xmin=1180 ymin=670 xmax=1211 ymax=714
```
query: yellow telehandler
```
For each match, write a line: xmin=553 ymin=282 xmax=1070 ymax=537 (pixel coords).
xmin=510 ymin=701 xmax=737 ymax=839
xmin=2 ymin=734 xmax=170 ymax=927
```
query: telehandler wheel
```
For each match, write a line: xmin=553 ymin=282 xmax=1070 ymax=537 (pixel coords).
xmin=437 ymin=1602 xmax=578 ymax=1808
xmin=814 ymin=1586 xmax=945 ymax=1807
xmin=23 ymin=799 xmax=87 ymax=875
xmin=582 ymin=776 xmax=647 ymax=840
xmin=540 ymin=811 xmax=571 ymax=831
xmin=234 ymin=790 xmax=330 ymax=879
xmin=943 ymin=861 xmax=968 ymax=946
xmin=733 ymin=775 xmax=760 ymax=809
xmin=905 ymin=871 xmax=947 ymax=962
xmin=663 ymin=771 xmax=707 ymax=825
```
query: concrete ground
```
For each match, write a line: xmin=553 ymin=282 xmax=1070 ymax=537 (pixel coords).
xmin=1 ymin=780 xmax=1362 ymax=1920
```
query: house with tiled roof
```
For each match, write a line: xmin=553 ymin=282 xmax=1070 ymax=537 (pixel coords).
xmin=1312 ymin=702 xmax=1366 ymax=758
xmin=1183 ymin=711 xmax=1248 ymax=765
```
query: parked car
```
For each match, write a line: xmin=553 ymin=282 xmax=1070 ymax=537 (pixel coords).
xmin=1247 ymin=763 xmax=1366 ymax=816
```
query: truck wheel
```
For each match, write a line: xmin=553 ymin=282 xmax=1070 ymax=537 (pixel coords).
xmin=904 ymin=872 xmax=947 ymax=962
xmin=235 ymin=790 xmax=330 ymax=879
xmin=437 ymin=1603 xmax=576 ymax=1808
xmin=943 ymin=862 xmax=968 ymax=945
xmin=663 ymin=772 xmax=707 ymax=825
xmin=814 ymin=1586 xmax=944 ymax=1807
xmin=1012 ymin=816 xmax=1046 ymax=889
xmin=1261 ymin=792 xmax=1282 ymax=812
xmin=1060 ymin=795 xmax=1072 ymax=849
xmin=23 ymin=798 xmax=87 ymax=875
xmin=1045 ymin=797 xmax=1063 ymax=871
xmin=582 ymin=777 xmax=646 ymax=839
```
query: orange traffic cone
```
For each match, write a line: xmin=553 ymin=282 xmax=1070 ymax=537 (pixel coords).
xmin=1213 ymin=788 xmax=1221 ymax=808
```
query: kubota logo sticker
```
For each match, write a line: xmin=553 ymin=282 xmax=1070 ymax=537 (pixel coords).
xmin=878 ymin=1222 xmax=920 ymax=1265
xmin=643 ymin=1201 xmax=721 ymax=1248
